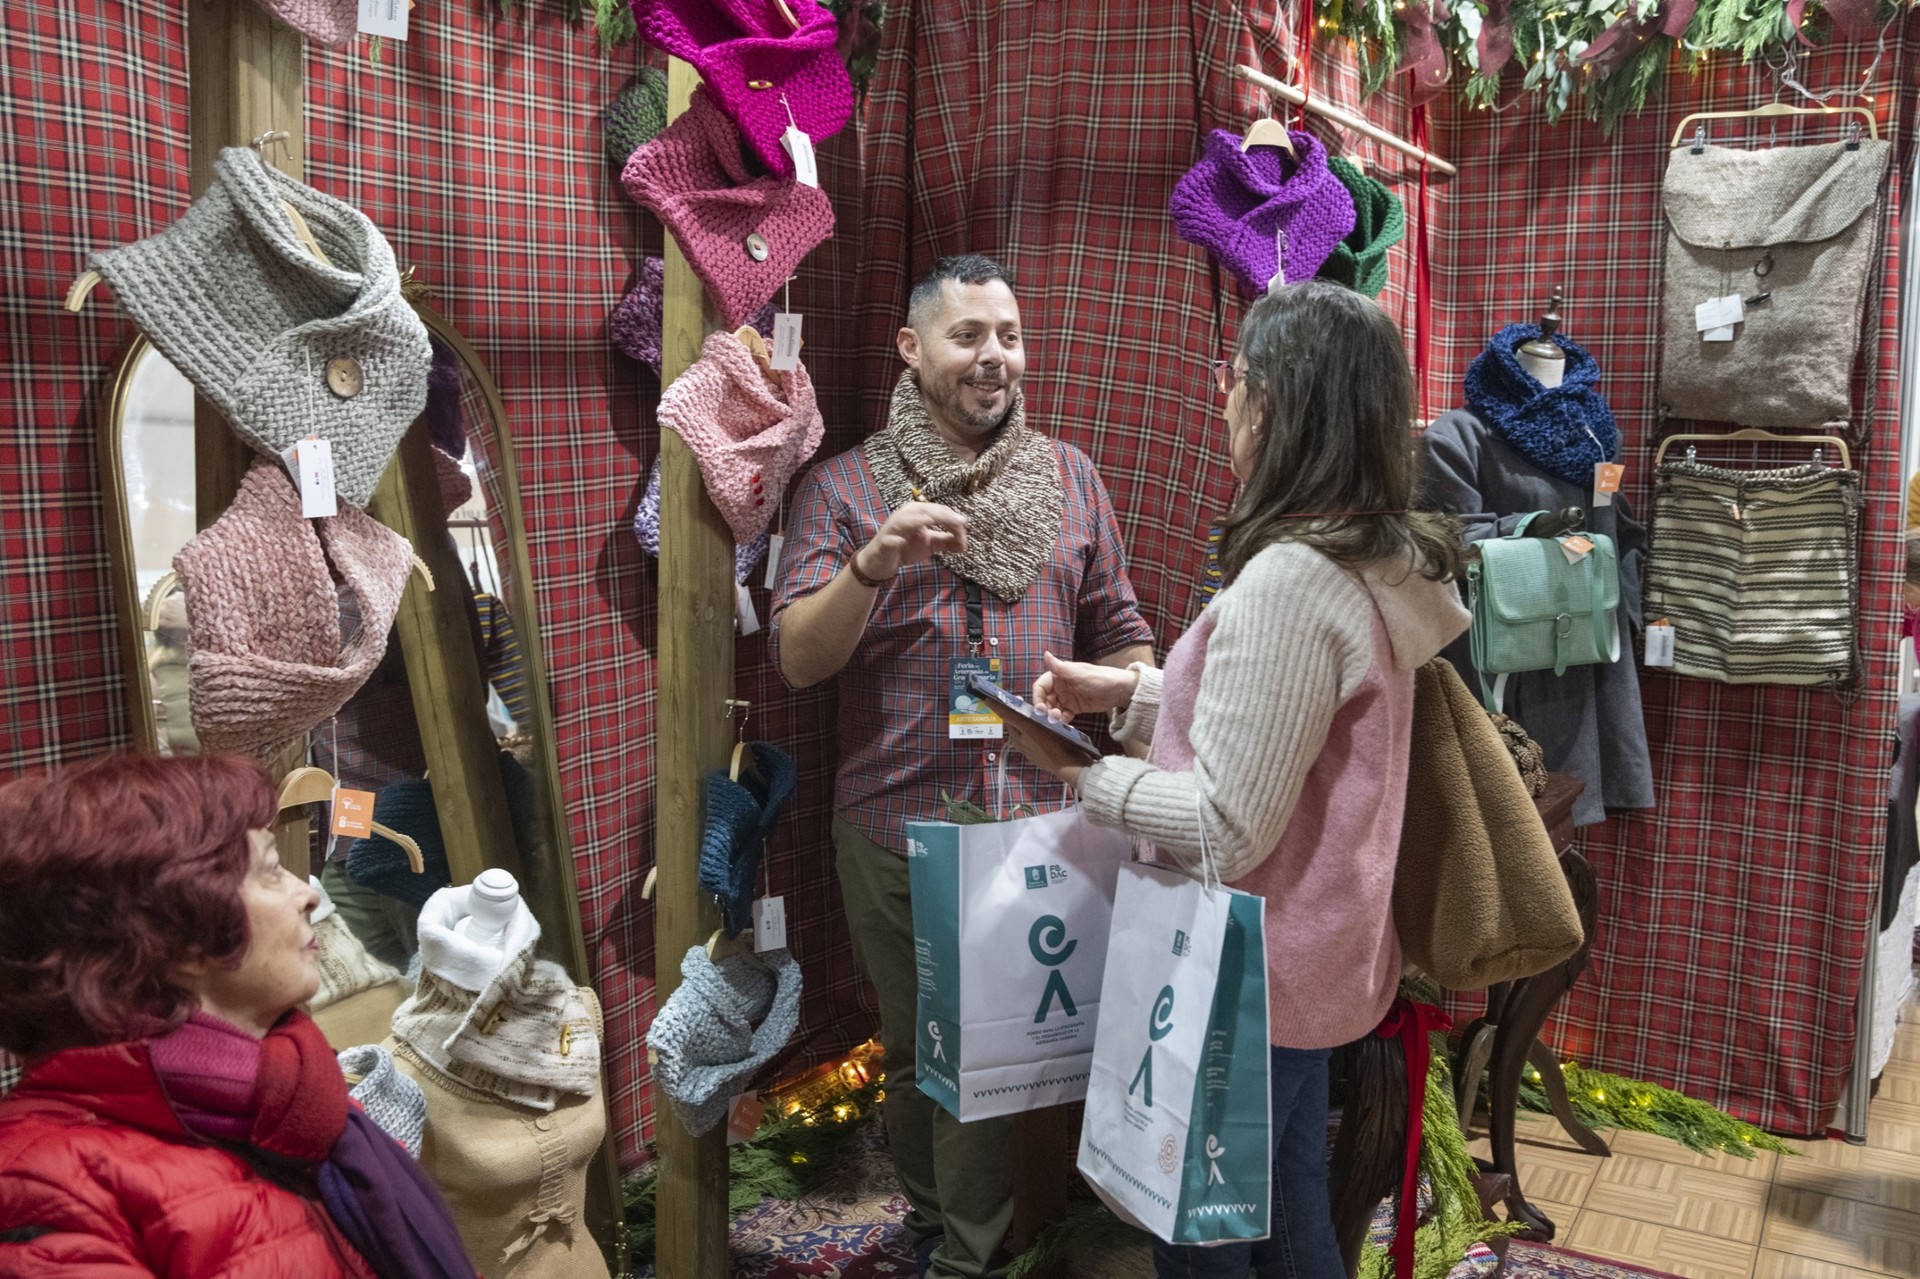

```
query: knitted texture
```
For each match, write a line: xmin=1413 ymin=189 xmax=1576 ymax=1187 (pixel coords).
xmin=1169 ymin=128 xmax=1357 ymax=297
xmin=621 ymin=87 xmax=835 ymax=328
xmin=173 ymin=459 xmax=413 ymax=759
xmin=864 ymin=371 xmax=1062 ymax=603
xmin=603 ymin=67 xmax=670 ymax=166
xmin=633 ymin=0 xmax=853 ymax=179
xmin=1462 ymin=324 xmax=1619 ymax=487
xmin=699 ymin=742 xmax=798 ymax=934
xmin=422 ymin=335 xmax=467 ymax=459
xmin=338 ymin=1044 xmax=427 ymax=1158
xmin=646 ymin=944 xmax=802 ymax=1136
xmin=1318 ymin=155 xmax=1404 ymax=299
xmin=254 ymin=0 xmax=357 ymax=45
xmin=430 ymin=444 xmax=473 ymax=518
xmin=309 ymin=912 xmax=407 ymax=1011
xmin=658 ymin=330 xmax=826 ymax=546
xmin=610 ymin=255 xmax=778 ymax=375
xmin=345 ymin=751 xmax=538 ymax=908
xmin=633 ymin=458 xmax=769 ymax=583
xmin=390 ymin=886 xmax=602 ymax=1112
xmin=90 ymin=148 xmax=431 ymax=507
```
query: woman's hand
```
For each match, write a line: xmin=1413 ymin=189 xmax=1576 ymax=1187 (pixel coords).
xmin=1031 ymin=651 xmax=1141 ymax=718
xmin=999 ymin=713 xmax=1090 ymax=790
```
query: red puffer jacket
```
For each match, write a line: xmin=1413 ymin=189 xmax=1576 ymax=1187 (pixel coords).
xmin=0 ymin=1041 xmax=377 ymax=1279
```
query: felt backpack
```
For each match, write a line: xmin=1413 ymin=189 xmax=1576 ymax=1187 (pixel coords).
xmin=1393 ymin=659 xmax=1583 ymax=991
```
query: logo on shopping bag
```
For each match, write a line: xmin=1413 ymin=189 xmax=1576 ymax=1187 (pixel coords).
xmin=1158 ymin=1134 xmax=1179 ymax=1174
xmin=1172 ymin=929 xmax=1191 ymax=957
xmin=1129 ymin=986 xmax=1176 ymax=1108
xmin=927 ymin=1021 xmax=947 ymax=1062
xmin=1205 ymin=1134 xmax=1227 ymax=1185
xmin=1028 ymin=915 xmax=1079 ymax=1022
xmin=1024 ymin=865 xmax=1047 ymax=890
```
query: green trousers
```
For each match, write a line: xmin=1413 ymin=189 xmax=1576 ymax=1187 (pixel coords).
xmin=319 ymin=860 xmax=419 ymax=971
xmin=833 ymin=816 xmax=1014 ymax=1279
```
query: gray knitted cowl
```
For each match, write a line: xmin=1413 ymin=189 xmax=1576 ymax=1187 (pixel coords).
xmin=89 ymin=147 xmax=430 ymax=508
xmin=646 ymin=945 xmax=802 ymax=1137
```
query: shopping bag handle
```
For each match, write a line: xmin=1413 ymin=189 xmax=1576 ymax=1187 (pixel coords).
xmin=1193 ymin=791 xmax=1222 ymax=895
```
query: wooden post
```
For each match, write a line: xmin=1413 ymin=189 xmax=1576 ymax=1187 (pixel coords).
xmin=650 ymin=57 xmax=736 ymax=1279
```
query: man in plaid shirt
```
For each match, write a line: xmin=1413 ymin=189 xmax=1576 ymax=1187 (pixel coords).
xmin=771 ymin=255 xmax=1152 ymax=1279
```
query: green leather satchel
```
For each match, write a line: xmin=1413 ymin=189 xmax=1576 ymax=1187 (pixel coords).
xmin=1466 ymin=512 xmax=1621 ymax=715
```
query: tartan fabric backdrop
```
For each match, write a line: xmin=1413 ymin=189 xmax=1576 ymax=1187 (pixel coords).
xmin=855 ymin=1 xmax=1914 ymax=1134
xmin=0 ymin=0 xmax=1911 ymax=1146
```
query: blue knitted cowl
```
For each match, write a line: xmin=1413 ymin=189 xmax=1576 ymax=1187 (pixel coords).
xmin=1462 ymin=324 xmax=1618 ymax=487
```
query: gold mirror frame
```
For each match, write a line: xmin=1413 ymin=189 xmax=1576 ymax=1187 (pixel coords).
xmin=98 ymin=300 xmax=622 ymax=1259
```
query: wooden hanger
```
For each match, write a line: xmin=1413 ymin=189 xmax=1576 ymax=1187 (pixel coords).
xmin=276 ymin=765 xmax=427 ymax=873
xmin=1241 ymin=116 xmax=1298 ymax=159
xmin=726 ymin=698 xmax=760 ymax=783
xmin=733 ymin=325 xmax=775 ymax=378
xmin=705 ymin=927 xmax=753 ymax=962
xmin=1670 ymin=100 xmax=1878 ymax=150
xmin=1654 ymin=426 xmax=1850 ymax=471
xmin=143 ymin=571 xmax=182 ymax=632
xmin=1234 ymin=64 xmax=1456 ymax=177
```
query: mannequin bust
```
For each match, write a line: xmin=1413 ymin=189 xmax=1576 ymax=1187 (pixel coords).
xmin=455 ymin=868 xmax=520 ymax=951
xmin=1517 ymin=289 xmax=1567 ymax=389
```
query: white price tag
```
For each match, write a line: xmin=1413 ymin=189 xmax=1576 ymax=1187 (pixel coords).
xmin=1695 ymin=294 xmax=1744 ymax=334
xmin=770 ymin=313 xmax=803 ymax=372
xmin=288 ymin=437 xmax=338 ymax=518
xmin=1644 ymin=621 xmax=1676 ymax=667
xmin=357 ymin=0 xmax=408 ymax=39
xmin=735 ymin=582 xmax=761 ymax=636
xmin=763 ymin=532 xmax=784 ymax=589
xmin=752 ymin=895 xmax=787 ymax=952
xmin=781 ymin=126 xmax=819 ymax=187
xmin=1702 ymin=324 xmax=1736 ymax=343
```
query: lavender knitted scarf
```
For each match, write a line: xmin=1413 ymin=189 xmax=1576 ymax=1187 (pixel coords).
xmin=1463 ymin=324 xmax=1619 ymax=487
xmin=1169 ymin=128 xmax=1357 ymax=296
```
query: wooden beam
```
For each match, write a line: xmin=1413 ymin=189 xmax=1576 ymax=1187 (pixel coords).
xmin=651 ymin=56 xmax=735 ymax=1279
xmin=366 ymin=423 xmax=523 ymax=889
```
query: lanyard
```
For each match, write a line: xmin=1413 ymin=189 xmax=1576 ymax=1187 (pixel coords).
xmin=962 ymin=577 xmax=983 ymax=654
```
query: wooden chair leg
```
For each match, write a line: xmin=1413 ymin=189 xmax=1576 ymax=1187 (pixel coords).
xmin=1455 ymin=1022 xmax=1498 ymax=1133
xmin=1528 ymin=1039 xmax=1611 ymax=1157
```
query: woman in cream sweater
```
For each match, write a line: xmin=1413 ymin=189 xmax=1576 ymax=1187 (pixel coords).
xmin=1002 ymin=280 xmax=1470 ymax=1279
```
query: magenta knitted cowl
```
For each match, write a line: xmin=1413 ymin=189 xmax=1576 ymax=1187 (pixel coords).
xmin=1169 ymin=128 xmax=1358 ymax=297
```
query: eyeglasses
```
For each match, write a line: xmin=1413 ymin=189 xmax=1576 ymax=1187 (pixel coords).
xmin=1209 ymin=360 xmax=1249 ymax=397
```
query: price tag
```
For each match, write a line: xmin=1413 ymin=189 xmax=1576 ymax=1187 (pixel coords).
xmin=357 ymin=0 xmax=408 ymax=39
xmin=1558 ymin=534 xmax=1595 ymax=564
xmin=763 ymin=532 xmax=784 ymax=589
xmin=1644 ymin=620 xmax=1676 ymax=667
xmin=752 ymin=895 xmax=788 ymax=953
xmin=330 ymin=787 xmax=376 ymax=838
xmin=726 ymin=1094 xmax=766 ymax=1146
xmin=770 ymin=313 xmax=803 ymax=372
xmin=949 ymin=655 xmax=1003 ymax=739
xmin=1593 ymin=461 xmax=1624 ymax=508
xmin=287 ymin=437 xmax=339 ymax=518
xmin=735 ymin=582 xmax=761 ymax=636
xmin=781 ymin=126 xmax=819 ymax=187
xmin=1703 ymin=324 xmax=1737 ymax=343
xmin=1695 ymin=294 xmax=1744 ymax=332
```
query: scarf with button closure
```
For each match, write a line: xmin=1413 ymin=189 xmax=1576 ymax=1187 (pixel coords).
xmin=863 ymin=370 xmax=1063 ymax=603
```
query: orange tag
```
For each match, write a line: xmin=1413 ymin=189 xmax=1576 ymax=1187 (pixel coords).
xmin=1594 ymin=463 xmax=1624 ymax=494
xmin=1558 ymin=535 xmax=1595 ymax=564
xmin=726 ymin=1094 xmax=766 ymax=1146
xmin=330 ymin=787 xmax=376 ymax=838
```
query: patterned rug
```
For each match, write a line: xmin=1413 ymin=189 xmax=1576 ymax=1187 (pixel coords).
xmin=1504 ymin=1242 xmax=1686 ymax=1279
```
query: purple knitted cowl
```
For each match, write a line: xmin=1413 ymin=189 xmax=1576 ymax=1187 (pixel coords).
xmin=1169 ymin=128 xmax=1357 ymax=297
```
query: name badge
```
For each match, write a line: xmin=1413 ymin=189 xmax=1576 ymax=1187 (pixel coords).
xmin=949 ymin=656 xmax=1003 ymax=740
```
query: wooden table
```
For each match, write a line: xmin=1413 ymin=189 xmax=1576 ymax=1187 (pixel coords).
xmin=1452 ymin=773 xmax=1608 ymax=1241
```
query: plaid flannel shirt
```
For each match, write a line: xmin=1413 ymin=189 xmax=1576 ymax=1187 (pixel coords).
xmin=770 ymin=439 xmax=1153 ymax=853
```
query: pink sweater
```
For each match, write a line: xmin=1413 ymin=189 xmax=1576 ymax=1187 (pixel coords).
xmin=1078 ymin=542 xmax=1469 ymax=1048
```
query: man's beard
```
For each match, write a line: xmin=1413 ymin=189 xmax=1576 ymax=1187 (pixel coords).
xmin=922 ymin=371 xmax=1013 ymax=436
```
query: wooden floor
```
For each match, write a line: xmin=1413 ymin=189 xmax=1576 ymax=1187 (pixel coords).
xmin=1469 ymin=988 xmax=1920 ymax=1279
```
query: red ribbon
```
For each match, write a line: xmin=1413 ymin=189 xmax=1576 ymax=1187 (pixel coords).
xmin=1477 ymin=0 xmax=1517 ymax=79
xmin=1577 ymin=0 xmax=1696 ymax=76
xmin=1823 ymin=0 xmax=1883 ymax=41
xmin=1294 ymin=0 xmax=1315 ymax=130
xmin=1411 ymin=106 xmax=1433 ymax=423
xmin=1374 ymin=998 xmax=1453 ymax=1279
xmin=1399 ymin=0 xmax=1454 ymax=107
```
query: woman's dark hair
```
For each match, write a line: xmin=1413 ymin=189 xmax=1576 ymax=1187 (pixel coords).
xmin=0 ymin=753 xmax=275 ymax=1055
xmin=1218 ymin=280 xmax=1463 ymax=587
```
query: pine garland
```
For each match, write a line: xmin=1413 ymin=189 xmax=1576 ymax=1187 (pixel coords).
xmin=1514 ymin=1063 xmax=1798 ymax=1159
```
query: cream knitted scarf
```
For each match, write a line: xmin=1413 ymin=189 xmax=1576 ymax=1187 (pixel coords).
xmin=864 ymin=371 xmax=1063 ymax=603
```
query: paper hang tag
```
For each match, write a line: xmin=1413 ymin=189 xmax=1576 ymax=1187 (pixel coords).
xmin=357 ymin=0 xmax=408 ymax=39
xmin=1558 ymin=534 xmax=1595 ymax=564
xmin=726 ymin=1094 xmax=767 ymax=1146
xmin=770 ymin=313 xmax=803 ymax=372
xmin=763 ymin=532 xmax=785 ymax=589
xmin=329 ymin=786 xmax=376 ymax=838
xmin=735 ymin=582 xmax=761 ymax=636
xmin=781 ymin=126 xmax=819 ymax=188
xmin=1644 ymin=620 xmax=1676 ymax=668
xmin=1593 ymin=462 xmax=1624 ymax=508
xmin=1703 ymin=324 xmax=1736 ymax=343
xmin=1695 ymin=294 xmax=1744 ymax=335
xmin=287 ymin=437 xmax=339 ymax=518
xmin=752 ymin=895 xmax=787 ymax=953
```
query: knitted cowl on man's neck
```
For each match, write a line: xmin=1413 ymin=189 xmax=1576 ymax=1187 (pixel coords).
xmin=633 ymin=0 xmax=853 ymax=179
xmin=1462 ymin=323 xmax=1620 ymax=487
xmin=173 ymin=459 xmax=414 ymax=760
xmin=658 ymin=330 xmax=826 ymax=548
xmin=622 ymin=87 xmax=835 ymax=328
xmin=1170 ymin=127 xmax=1357 ymax=296
xmin=1317 ymin=155 xmax=1405 ymax=298
xmin=89 ymin=147 xmax=431 ymax=508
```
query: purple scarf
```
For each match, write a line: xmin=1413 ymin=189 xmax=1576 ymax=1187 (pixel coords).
xmin=151 ymin=1010 xmax=475 ymax=1279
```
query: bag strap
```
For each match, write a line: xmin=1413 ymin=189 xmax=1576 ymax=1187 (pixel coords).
xmin=1506 ymin=511 xmax=1544 ymax=539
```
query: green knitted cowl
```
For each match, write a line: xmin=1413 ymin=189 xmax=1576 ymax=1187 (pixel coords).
xmin=1317 ymin=155 xmax=1405 ymax=299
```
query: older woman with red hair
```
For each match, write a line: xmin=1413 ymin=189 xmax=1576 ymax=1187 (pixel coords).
xmin=0 ymin=753 xmax=475 ymax=1279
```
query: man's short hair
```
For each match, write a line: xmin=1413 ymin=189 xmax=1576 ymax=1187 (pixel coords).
xmin=907 ymin=254 xmax=1015 ymax=330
